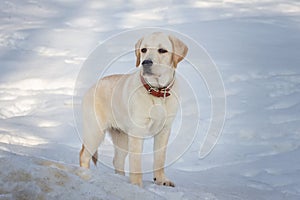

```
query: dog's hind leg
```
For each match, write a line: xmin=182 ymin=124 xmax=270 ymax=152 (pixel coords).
xmin=80 ymin=130 xmax=105 ymax=168
xmin=110 ymin=129 xmax=128 ymax=175
xmin=80 ymin=86 xmax=107 ymax=169
xmin=80 ymin=122 xmax=105 ymax=168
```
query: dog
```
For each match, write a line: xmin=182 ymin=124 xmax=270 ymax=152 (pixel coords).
xmin=79 ymin=32 xmax=188 ymax=187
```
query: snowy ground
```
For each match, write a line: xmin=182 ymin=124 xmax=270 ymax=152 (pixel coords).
xmin=1 ymin=0 xmax=300 ymax=199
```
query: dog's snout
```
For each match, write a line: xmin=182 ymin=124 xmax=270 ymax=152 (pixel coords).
xmin=142 ymin=59 xmax=153 ymax=67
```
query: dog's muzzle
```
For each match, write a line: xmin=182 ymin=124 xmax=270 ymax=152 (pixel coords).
xmin=142 ymin=59 xmax=153 ymax=67
xmin=142 ymin=59 xmax=153 ymax=75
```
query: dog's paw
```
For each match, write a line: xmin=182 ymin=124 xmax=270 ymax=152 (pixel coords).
xmin=130 ymin=174 xmax=143 ymax=187
xmin=153 ymin=177 xmax=175 ymax=187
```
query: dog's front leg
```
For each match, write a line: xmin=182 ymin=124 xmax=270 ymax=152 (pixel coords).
xmin=153 ymin=128 xmax=175 ymax=187
xmin=128 ymin=135 xmax=144 ymax=187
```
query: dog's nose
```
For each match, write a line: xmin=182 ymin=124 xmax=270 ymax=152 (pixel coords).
xmin=142 ymin=59 xmax=153 ymax=67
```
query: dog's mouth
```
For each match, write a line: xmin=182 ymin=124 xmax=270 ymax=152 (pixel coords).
xmin=143 ymin=71 xmax=153 ymax=76
xmin=142 ymin=71 xmax=161 ymax=79
xmin=142 ymin=67 xmax=154 ymax=76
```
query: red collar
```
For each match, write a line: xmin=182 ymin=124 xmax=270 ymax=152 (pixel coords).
xmin=140 ymin=75 xmax=174 ymax=98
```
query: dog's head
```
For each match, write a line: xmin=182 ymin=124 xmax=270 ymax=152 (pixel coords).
xmin=135 ymin=32 xmax=188 ymax=88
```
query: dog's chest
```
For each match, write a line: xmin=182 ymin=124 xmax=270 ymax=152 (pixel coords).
xmin=144 ymin=97 xmax=178 ymax=134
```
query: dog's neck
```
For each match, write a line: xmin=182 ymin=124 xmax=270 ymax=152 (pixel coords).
xmin=140 ymin=72 xmax=175 ymax=98
xmin=141 ymin=71 xmax=175 ymax=89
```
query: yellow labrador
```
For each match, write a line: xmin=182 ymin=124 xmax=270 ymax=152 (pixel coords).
xmin=80 ymin=32 xmax=188 ymax=187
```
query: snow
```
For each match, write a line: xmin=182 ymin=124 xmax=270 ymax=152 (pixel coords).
xmin=1 ymin=0 xmax=300 ymax=199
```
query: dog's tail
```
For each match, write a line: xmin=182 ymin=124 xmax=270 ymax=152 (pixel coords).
xmin=92 ymin=150 xmax=98 ymax=166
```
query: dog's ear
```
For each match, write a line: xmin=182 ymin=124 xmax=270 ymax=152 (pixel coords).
xmin=168 ymin=35 xmax=188 ymax=68
xmin=135 ymin=37 xmax=143 ymax=67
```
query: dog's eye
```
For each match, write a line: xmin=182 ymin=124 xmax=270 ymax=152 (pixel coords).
xmin=141 ymin=48 xmax=147 ymax=53
xmin=158 ymin=48 xmax=168 ymax=54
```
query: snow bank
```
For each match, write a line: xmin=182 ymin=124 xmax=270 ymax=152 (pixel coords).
xmin=0 ymin=150 xmax=169 ymax=200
